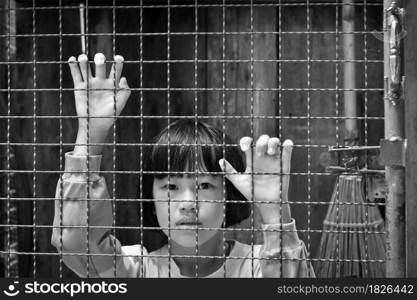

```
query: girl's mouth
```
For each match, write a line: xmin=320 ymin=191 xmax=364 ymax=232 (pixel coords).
xmin=175 ymin=217 xmax=202 ymax=226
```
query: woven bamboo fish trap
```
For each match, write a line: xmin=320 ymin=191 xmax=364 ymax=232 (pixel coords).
xmin=315 ymin=175 xmax=386 ymax=278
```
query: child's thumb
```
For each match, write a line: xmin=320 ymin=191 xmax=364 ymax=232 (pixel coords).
xmin=219 ymin=159 xmax=238 ymax=182
xmin=117 ymin=77 xmax=131 ymax=104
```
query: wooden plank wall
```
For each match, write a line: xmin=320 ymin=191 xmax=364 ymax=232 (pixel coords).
xmin=0 ymin=1 xmax=384 ymax=277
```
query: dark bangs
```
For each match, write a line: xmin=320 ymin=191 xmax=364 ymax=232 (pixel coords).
xmin=150 ymin=119 xmax=229 ymax=177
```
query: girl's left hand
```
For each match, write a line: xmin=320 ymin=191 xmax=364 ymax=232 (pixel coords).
xmin=219 ymin=135 xmax=293 ymax=223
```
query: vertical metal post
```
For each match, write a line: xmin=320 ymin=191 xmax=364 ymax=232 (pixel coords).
xmin=383 ymin=0 xmax=406 ymax=277
xmin=342 ymin=0 xmax=358 ymax=145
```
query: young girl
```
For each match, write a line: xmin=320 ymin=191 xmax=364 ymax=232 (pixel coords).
xmin=51 ymin=53 xmax=315 ymax=278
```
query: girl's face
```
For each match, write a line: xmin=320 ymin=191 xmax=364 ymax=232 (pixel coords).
xmin=153 ymin=175 xmax=225 ymax=247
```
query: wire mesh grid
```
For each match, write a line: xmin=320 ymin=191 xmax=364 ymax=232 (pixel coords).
xmin=0 ymin=0 xmax=387 ymax=278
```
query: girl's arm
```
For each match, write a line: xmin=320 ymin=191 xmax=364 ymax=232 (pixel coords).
xmin=219 ymin=135 xmax=315 ymax=277
xmin=258 ymin=220 xmax=315 ymax=277
xmin=51 ymin=152 xmax=145 ymax=277
xmin=51 ymin=53 xmax=142 ymax=277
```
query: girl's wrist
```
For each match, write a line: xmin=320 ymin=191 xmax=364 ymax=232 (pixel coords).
xmin=73 ymin=145 xmax=103 ymax=156
xmin=257 ymin=204 xmax=292 ymax=224
xmin=78 ymin=120 xmax=112 ymax=135
xmin=74 ymin=129 xmax=107 ymax=156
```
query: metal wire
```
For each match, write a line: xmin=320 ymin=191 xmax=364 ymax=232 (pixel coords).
xmin=0 ymin=116 xmax=386 ymax=121
xmin=0 ymin=87 xmax=385 ymax=92
xmin=0 ymin=2 xmax=384 ymax=12
xmin=363 ymin=0 xmax=372 ymax=277
xmin=221 ymin=0 xmax=227 ymax=278
xmin=0 ymin=197 xmax=388 ymax=207
xmin=31 ymin=0 xmax=37 ymax=278
xmin=6 ymin=0 xmax=12 ymax=279
xmin=363 ymin=0 xmax=370 ymax=278
xmin=0 ymin=223 xmax=387 ymax=236
xmin=306 ymin=0 xmax=312 ymax=277
xmin=84 ymin=0 xmax=91 ymax=278
xmin=0 ymin=251 xmax=384 ymax=264
xmin=335 ymin=0 xmax=341 ymax=276
xmin=112 ymin=0 xmax=117 ymax=278
xmin=0 ymin=58 xmax=385 ymax=64
xmin=193 ymin=0 xmax=199 ymax=278
xmin=278 ymin=0 xmax=283 ymax=277
xmin=0 ymin=2 xmax=384 ymax=10
xmin=249 ymin=0 xmax=255 ymax=278
xmin=139 ymin=0 xmax=144 ymax=279
xmin=58 ymin=0 xmax=64 ymax=278
xmin=0 ymin=170 xmax=386 ymax=176
xmin=167 ymin=0 xmax=172 ymax=277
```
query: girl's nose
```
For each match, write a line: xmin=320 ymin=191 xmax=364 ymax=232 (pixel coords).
xmin=178 ymin=189 xmax=197 ymax=213
xmin=179 ymin=200 xmax=197 ymax=214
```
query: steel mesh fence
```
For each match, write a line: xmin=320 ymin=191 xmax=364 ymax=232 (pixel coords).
xmin=0 ymin=0 xmax=388 ymax=278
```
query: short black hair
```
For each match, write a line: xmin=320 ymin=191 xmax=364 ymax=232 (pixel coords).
xmin=140 ymin=119 xmax=249 ymax=248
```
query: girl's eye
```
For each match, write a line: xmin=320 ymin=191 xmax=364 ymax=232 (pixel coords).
xmin=198 ymin=182 xmax=211 ymax=190
xmin=164 ymin=184 xmax=178 ymax=190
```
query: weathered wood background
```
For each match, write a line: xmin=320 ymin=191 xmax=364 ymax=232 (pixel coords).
xmin=0 ymin=0 xmax=384 ymax=277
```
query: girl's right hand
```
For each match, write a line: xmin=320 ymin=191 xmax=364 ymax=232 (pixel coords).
xmin=68 ymin=53 xmax=131 ymax=134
